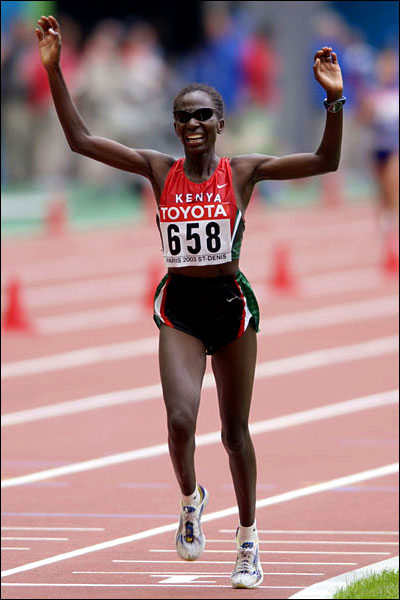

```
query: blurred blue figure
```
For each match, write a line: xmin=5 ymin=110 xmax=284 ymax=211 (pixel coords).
xmin=180 ymin=5 xmax=246 ymax=114
xmin=311 ymin=11 xmax=350 ymax=106
xmin=358 ymin=47 xmax=399 ymax=241
xmin=311 ymin=10 xmax=375 ymax=109
xmin=1 ymin=0 xmax=24 ymax=33
xmin=341 ymin=30 xmax=376 ymax=107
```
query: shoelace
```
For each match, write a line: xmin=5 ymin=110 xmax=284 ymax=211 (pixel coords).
xmin=235 ymin=547 xmax=255 ymax=573
xmin=182 ymin=505 xmax=200 ymax=539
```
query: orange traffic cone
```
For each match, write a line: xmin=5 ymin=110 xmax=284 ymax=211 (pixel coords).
xmin=143 ymin=262 xmax=163 ymax=311
xmin=45 ymin=193 xmax=68 ymax=235
xmin=269 ymin=243 xmax=297 ymax=292
xmin=2 ymin=278 xmax=35 ymax=333
xmin=382 ymin=233 xmax=399 ymax=275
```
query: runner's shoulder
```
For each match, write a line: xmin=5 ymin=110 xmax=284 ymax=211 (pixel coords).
xmin=229 ymin=154 xmax=273 ymax=185
xmin=139 ymin=149 xmax=176 ymax=180
xmin=230 ymin=154 xmax=273 ymax=171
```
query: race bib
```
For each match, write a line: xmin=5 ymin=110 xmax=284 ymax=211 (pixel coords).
xmin=159 ymin=203 xmax=232 ymax=266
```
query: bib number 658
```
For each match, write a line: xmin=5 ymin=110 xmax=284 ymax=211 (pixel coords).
xmin=167 ymin=222 xmax=221 ymax=256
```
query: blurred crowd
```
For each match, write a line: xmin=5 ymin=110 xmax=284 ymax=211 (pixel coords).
xmin=1 ymin=4 xmax=398 ymax=198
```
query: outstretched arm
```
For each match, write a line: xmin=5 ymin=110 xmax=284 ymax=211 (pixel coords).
xmin=35 ymin=15 xmax=173 ymax=180
xmin=233 ymin=47 xmax=343 ymax=184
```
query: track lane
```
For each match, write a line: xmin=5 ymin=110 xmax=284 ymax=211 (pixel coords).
xmin=2 ymin=333 xmax=398 ymax=481
xmin=1 ymin=199 xmax=398 ymax=598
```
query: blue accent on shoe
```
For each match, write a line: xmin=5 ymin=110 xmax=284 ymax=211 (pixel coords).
xmin=175 ymin=485 xmax=209 ymax=561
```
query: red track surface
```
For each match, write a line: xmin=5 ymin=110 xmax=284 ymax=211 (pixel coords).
xmin=1 ymin=199 xmax=399 ymax=599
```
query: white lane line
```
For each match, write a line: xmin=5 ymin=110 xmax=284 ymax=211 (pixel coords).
xmin=1 ymin=548 xmax=30 ymax=551
xmin=260 ymin=297 xmax=398 ymax=334
xmin=73 ymin=570 xmax=325 ymax=576
xmin=0 ymin=251 xmax=152 ymax=288
xmin=1 ymin=337 xmax=158 ymax=380
xmin=0 ymin=274 xmax=145 ymax=309
xmin=300 ymin=268 xmax=386 ymax=297
xmin=38 ymin=305 xmax=143 ymax=334
xmin=150 ymin=549 xmax=392 ymax=556
xmin=1 ymin=537 xmax=68 ymax=541
xmin=2 ymin=335 xmax=398 ymax=425
xmin=206 ymin=540 xmax=399 ymax=545
xmin=255 ymin=337 xmax=398 ymax=380
xmin=1 ymin=383 xmax=161 ymax=426
xmin=0 ymin=262 xmax=391 ymax=312
xmin=0 ymin=218 xmax=376 ymax=288
xmin=113 ymin=560 xmax=357 ymax=565
xmin=0 ymin=583 xmax=305 ymax=589
xmin=288 ymin=556 xmax=399 ymax=599
xmin=220 ymin=530 xmax=399 ymax=535
xmin=1 ymin=527 xmax=104 ymax=531
xmin=4 ymin=240 xmax=380 ymax=307
xmin=1 ymin=462 xmax=397 ymax=578
xmin=1 ymin=216 xmax=376 ymax=287
xmin=1 ymin=389 xmax=397 ymax=487
xmin=28 ymin=294 xmax=400 ymax=336
xmin=3 ymin=295 xmax=397 ymax=378
xmin=288 ymin=244 xmax=380 ymax=273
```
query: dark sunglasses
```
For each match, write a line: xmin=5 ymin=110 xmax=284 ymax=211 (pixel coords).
xmin=173 ymin=108 xmax=214 ymax=124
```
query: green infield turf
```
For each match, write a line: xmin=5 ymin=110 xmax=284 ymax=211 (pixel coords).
xmin=333 ymin=568 xmax=399 ymax=599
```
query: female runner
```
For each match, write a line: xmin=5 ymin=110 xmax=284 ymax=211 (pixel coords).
xmin=35 ymin=15 xmax=343 ymax=589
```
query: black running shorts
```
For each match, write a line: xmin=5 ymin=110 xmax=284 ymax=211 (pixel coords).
xmin=153 ymin=270 xmax=260 ymax=354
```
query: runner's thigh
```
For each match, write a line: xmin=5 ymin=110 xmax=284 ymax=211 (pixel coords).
xmin=159 ymin=324 xmax=207 ymax=419
xmin=211 ymin=325 xmax=257 ymax=426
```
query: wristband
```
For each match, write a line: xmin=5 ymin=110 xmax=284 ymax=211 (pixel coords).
xmin=324 ymin=96 xmax=346 ymax=113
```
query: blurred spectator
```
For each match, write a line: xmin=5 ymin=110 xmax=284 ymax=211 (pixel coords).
xmin=2 ymin=2 xmax=395 ymax=206
xmin=2 ymin=14 xmax=81 ymax=185
xmin=358 ymin=47 xmax=399 ymax=238
xmin=339 ymin=30 xmax=377 ymax=179
xmin=1 ymin=18 xmax=34 ymax=182
xmin=73 ymin=19 xmax=126 ymax=184
xmin=23 ymin=14 xmax=81 ymax=183
xmin=118 ymin=21 xmax=171 ymax=151
xmin=180 ymin=4 xmax=245 ymax=114
xmin=342 ymin=29 xmax=376 ymax=106
xmin=74 ymin=18 xmax=174 ymax=186
xmin=239 ymin=24 xmax=279 ymax=109
xmin=311 ymin=10 xmax=350 ymax=106
xmin=310 ymin=10 xmax=377 ymax=179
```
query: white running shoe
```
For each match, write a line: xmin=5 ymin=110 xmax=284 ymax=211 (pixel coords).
xmin=175 ymin=485 xmax=209 ymax=561
xmin=231 ymin=527 xmax=264 ymax=588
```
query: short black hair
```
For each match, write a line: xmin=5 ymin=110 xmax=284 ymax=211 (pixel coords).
xmin=173 ymin=83 xmax=224 ymax=119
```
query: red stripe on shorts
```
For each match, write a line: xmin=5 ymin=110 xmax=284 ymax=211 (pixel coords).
xmin=234 ymin=276 xmax=246 ymax=338
xmin=160 ymin=276 xmax=174 ymax=328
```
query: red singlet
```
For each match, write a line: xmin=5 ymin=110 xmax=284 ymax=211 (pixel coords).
xmin=157 ymin=157 xmax=245 ymax=268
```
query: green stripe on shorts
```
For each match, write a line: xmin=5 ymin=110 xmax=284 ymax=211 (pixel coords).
xmin=236 ymin=270 xmax=260 ymax=332
xmin=153 ymin=273 xmax=169 ymax=303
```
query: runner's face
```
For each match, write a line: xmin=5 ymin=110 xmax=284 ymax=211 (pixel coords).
xmin=174 ymin=91 xmax=224 ymax=152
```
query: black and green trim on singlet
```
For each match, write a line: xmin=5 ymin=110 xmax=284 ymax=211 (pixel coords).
xmin=231 ymin=207 xmax=245 ymax=260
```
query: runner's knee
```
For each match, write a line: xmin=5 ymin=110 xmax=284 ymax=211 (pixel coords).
xmin=167 ymin=408 xmax=197 ymax=444
xmin=221 ymin=424 xmax=250 ymax=455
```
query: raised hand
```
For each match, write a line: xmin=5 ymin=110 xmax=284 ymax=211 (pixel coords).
xmin=35 ymin=15 xmax=62 ymax=70
xmin=313 ymin=47 xmax=343 ymax=100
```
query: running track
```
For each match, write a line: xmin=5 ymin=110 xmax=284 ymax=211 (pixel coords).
xmin=1 ymin=198 xmax=399 ymax=599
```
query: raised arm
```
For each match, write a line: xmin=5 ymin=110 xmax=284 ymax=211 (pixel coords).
xmin=35 ymin=15 xmax=174 ymax=183
xmin=232 ymin=46 xmax=344 ymax=185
